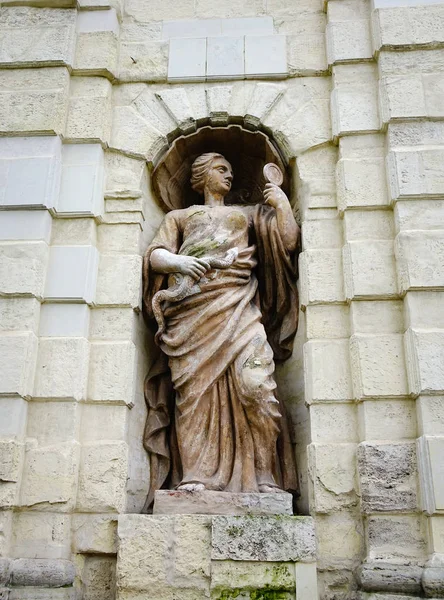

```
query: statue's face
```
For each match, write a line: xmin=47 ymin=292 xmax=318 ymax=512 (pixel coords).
xmin=204 ymin=158 xmax=233 ymax=196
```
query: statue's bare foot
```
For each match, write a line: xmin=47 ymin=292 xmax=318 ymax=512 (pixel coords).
xmin=258 ymin=484 xmax=286 ymax=494
xmin=177 ymin=483 xmax=205 ymax=492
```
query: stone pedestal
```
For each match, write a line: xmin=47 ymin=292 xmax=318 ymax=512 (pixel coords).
xmin=116 ymin=514 xmax=318 ymax=600
xmin=153 ymin=489 xmax=294 ymax=515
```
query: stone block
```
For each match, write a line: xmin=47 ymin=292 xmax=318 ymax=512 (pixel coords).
xmin=350 ymin=334 xmax=408 ymax=399
xmin=95 ymin=254 xmax=142 ymax=307
xmin=72 ymin=514 xmax=117 ymax=554
xmin=245 ymin=35 xmax=287 ymax=78
xmin=405 ymin=328 xmax=444 ymax=395
xmin=305 ymin=304 xmax=350 ymax=339
xmin=296 ymin=562 xmax=318 ymax=600
xmin=327 ymin=20 xmax=372 ymax=65
xmin=51 ymin=218 xmax=97 ymax=246
xmin=117 ymin=514 xmax=211 ymax=593
xmin=0 ymin=440 xmax=22 ymax=484
xmin=168 ymin=38 xmax=206 ymax=81
xmin=125 ymin=0 xmax=194 ymax=21
xmin=300 ymin=249 xmax=345 ymax=306
xmin=211 ymin=561 xmax=296 ymax=597
xmin=357 ymin=442 xmax=418 ymax=513
xmin=350 ymin=300 xmax=403 ymax=335
xmin=396 ymin=231 xmax=444 ymax=293
xmin=366 ymin=515 xmax=427 ymax=562
xmin=316 ymin=511 xmax=364 ymax=568
xmin=430 ymin=516 xmax=444 ymax=553
xmin=154 ymin=490 xmax=293 ymax=516
xmin=0 ymin=68 xmax=69 ymax=136
xmin=10 ymin=558 xmax=75 ymax=587
xmin=104 ymin=152 xmax=149 ymax=200
xmin=0 ymin=298 xmax=40 ymax=335
xmin=358 ymin=563 xmax=422 ymax=596
xmin=379 ymin=75 xmax=427 ymax=125
xmin=308 ymin=443 xmax=357 ymax=513
xmin=97 ymin=223 xmax=141 ymax=255
xmin=0 ymin=8 xmax=76 ymax=68
xmin=344 ymin=209 xmax=395 ymax=243
xmin=332 ymin=64 xmax=379 ymax=137
xmin=0 ymin=397 xmax=27 ymax=439
xmin=34 ymin=337 xmax=89 ymax=401
xmin=44 ymin=245 xmax=99 ymax=302
xmin=89 ymin=308 xmax=136 ymax=341
xmin=372 ymin=4 xmax=444 ymax=50
xmin=77 ymin=441 xmax=128 ymax=512
xmin=0 ymin=211 xmax=52 ymax=243
xmin=212 ymin=515 xmax=316 ymax=562
xmin=0 ymin=136 xmax=61 ymax=210
xmin=287 ymin=31 xmax=328 ymax=76
xmin=417 ymin=396 xmax=444 ymax=435
xmin=302 ymin=220 xmax=342 ymax=251
xmin=79 ymin=555 xmax=116 ymax=600
xmin=56 ymin=144 xmax=104 ymax=217
xmin=20 ymin=442 xmax=80 ymax=511
xmin=0 ymin=333 xmax=37 ymax=398
xmin=417 ymin=435 xmax=444 ymax=514
xmin=119 ymin=38 xmax=168 ymax=83
xmin=343 ymin=241 xmax=398 ymax=300
xmin=66 ymin=77 xmax=112 ymax=144
xmin=11 ymin=512 xmax=70 ymax=560
xmin=395 ymin=199 xmax=444 ymax=234
xmin=422 ymin=564 xmax=444 ymax=598
xmin=74 ymin=10 xmax=119 ymax=77
xmin=388 ymin=149 xmax=444 ymax=201
xmin=405 ymin=291 xmax=444 ymax=331
xmin=27 ymin=401 xmax=80 ymax=445
xmin=304 ymin=339 xmax=353 ymax=403
xmin=310 ymin=403 xmax=358 ymax=443
xmin=39 ymin=304 xmax=90 ymax=338
xmin=207 ymin=36 xmax=243 ymax=79
xmin=0 ymin=241 xmax=49 ymax=299
xmin=88 ymin=341 xmax=136 ymax=405
xmin=0 ymin=511 xmax=12 ymax=558
xmin=80 ymin=404 xmax=128 ymax=442
xmin=359 ymin=400 xmax=416 ymax=442
xmin=336 ymin=158 xmax=389 ymax=211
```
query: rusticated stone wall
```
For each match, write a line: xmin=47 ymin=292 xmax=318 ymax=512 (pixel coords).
xmin=0 ymin=0 xmax=444 ymax=599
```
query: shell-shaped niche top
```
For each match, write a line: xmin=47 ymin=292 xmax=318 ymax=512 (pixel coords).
xmin=152 ymin=125 xmax=290 ymax=213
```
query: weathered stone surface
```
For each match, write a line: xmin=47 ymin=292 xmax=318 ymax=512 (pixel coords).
xmin=350 ymin=334 xmax=408 ymax=399
xmin=358 ymin=562 xmax=422 ymax=595
xmin=422 ymin=565 xmax=444 ymax=597
xmin=77 ymin=441 xmax=127 ymax=513
xmin=0 ymin=558 xmax=10 ymax=585
xmin=0 ymin=333 xmax=38 ymax=398
xmin=0 ymin=68 xmax=69 ymax=136
xmin=336 ymin=157 xmax=389 ymax=211
xmin=79 ymin=555 xmax=116 ymax=600
xmin=117 ymin=515 xmax=211 ymax=595
xmin=210 ymin=560 xmax=296 ymax=598
xmin=11 ymin=512 xmax=71 ymax=560
xmin=305 ymin=304 xmax=350 ymax=340
xmin=405 ymin=328 xmax=444 ymax=395
xmin=316 ymin=511 xmax=364 ymax=569
xmin=72 ymin=514 xmax=117 ymax=554
xmin=34 ymin=338 xmax=89 ymax=401
xmin=372 ymin=4 xmax=444 ymax=50
xmin=87 ymin=342 xmax=136 ymax=405
xmin=417 ymin=396 xmax=444 ymax=435
xmin=304 ymin=339 xmax=353 ymax=403
xmin=350 ymin=301 xmax=403 ymax=335
xmin=310 ymin=403 xmax=358 ymax=444
xmin=396 ymin=231 xmax=444 ymax=294
xmin=300 ymin=249 xmax=345 ymax=305
xmin=367 ymin=515 xmax=427 ymax=562
xmin=8 ymin=590 xmax=75 ymax=600
xmin=20 ymin=442 xmax=80 ymax=511
xmin=357 ymin=442 xmax=418 ymax=513
xmin=10 ymin=558 xmax=75 ymax=587
xmin=343 ymin=241 xmax=398 ymax=300
xmin=211 ymin=515 xmax=316 ymax=562
xmin=359 ymin=400 xmax=416 ymax=442
xmin=417 ymin=435 xmax=444 ymax=514
xmin=153 ymin=490 xmax=293 ymax=516
xmin=0 ymin=242 xmax=49 ymax=298
xmin=308 ymin=443 xmax=357 ymax=513
xmin=95 ymin=255 xmax=142 ymax=307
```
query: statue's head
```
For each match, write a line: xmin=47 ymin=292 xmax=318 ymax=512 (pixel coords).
xmin=190 ymin=153 xmax=233 ymax=198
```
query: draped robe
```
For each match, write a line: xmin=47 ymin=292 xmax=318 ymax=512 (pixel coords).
xmin=142 ymin=202 xmax=299 ymax=511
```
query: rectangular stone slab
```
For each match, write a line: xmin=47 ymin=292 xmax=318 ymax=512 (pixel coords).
xmin=153 ymin=490 xmax=293 ymax=516
xmin=211 ymin=515 xmax=316 ymax=562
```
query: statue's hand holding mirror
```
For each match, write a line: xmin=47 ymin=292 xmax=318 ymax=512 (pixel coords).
xmin=263 ymin=163 xmax=287 ymax=209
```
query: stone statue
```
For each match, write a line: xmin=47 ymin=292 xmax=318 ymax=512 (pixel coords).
xmin=142 ymin=152 xmax=300 ymax=511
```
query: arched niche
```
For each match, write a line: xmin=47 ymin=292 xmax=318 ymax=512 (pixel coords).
xmin=151 ymin=125 xmax=291 ymax=213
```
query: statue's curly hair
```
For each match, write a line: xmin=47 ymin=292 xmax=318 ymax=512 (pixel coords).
xmin=190 ymin=152 xmax=226 ymax=194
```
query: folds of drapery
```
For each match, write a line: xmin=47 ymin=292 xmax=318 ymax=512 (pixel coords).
xmin=141 ymin=204 xmax=300 ymax=512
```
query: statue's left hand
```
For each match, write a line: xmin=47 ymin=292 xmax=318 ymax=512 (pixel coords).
xmin=263 ymin=183 xmax=289 ymax=208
